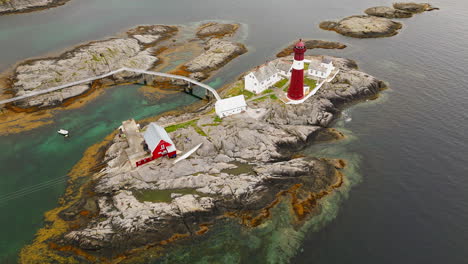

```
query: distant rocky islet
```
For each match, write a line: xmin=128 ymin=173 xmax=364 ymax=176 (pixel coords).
xmin=320 ymin=2 xmax=439 ymax=38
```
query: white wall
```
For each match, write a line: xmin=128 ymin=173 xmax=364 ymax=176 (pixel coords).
xmin=244 ymin=72 xmax=281 ymax=94
xmin=219 ymin=106 xmax=247 ymax=118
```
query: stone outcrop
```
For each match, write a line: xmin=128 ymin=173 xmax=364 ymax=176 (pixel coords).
xmin=365 ymin=6 xmax=413 ymax=18
xmin=276 ymin=39 xmax=347 ymax=57
xmin=184 ymin=38 xmax=247 ymax=73
xmin=196 ymin=22 xmax=239 ymax=38
xmin=57 ymin=56 xmax=386 ymax=258
xmin=11 ymin=38 xmax=159 ymax=108
xmin=393 ymin=2 xmax=439 ymax=13
xmin=6 ymin=23 xmax=247 ymax=109
xmin=0 ymin=0 xmax=69 ymax=15
xmin=319 ymin=15 xmax=403 ymax=38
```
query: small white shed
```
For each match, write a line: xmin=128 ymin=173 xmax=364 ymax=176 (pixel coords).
xmin=215 ymin=95 xmax=247 ymax=118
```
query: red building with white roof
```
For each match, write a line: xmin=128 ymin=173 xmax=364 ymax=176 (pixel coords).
xmin=136 ymin=122 xmax=177 ymax=167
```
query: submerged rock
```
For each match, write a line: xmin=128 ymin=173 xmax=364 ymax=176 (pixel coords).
xmin=319 ymin=15 xmax=403 ymax=38
xmin=365 ymin=6 xmax=413 ymax=18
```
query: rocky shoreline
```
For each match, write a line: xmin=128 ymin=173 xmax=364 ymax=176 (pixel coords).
xmin=320 ymin=2 xmax=438 ymax=38
xmin=0 ymin=0 xmax=69 ymax=15
xmin=20 ymin=55 xmax=386 ymax=263
xmin=276 ymin=39 xmax=346 ymax=57
xmin=5 ymin=22 xmax=245 ymax=109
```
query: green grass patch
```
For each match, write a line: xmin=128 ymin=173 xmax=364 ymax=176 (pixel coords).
xmin=91 ymin=54 xmax=102 ymax=62
xmin=274 ymin=78 xmax=288 ymax=89
xmin=304 ymin=63 xmax=310 ymax=71
xmin=193 ymin=126 xmax=208 ymax=137
xmin=270 ymin=94 xmax=278 ymax=100
xmin=304 ymin=78 xmax=317 ymax=89
xmin=253 ymin=96 xmax=269 ymax=102
xmin=213 ymin=116 xmax=222 ymax=123
xmin=165 ymin=119 xmax=198 ymax=133
xmin=165 ymin=119 xmax=208 ymax=137
xmin=261 ymin=88 xmax=273 ymax=95
xmin=226 ymin=80 xmax=255 ymax=100
xmin=202 ymin=123 xmax=221 ymax=127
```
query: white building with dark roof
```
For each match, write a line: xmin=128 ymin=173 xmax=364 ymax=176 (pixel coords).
xmin=308 ymin=58 xmax=335 ymax=79
xmin=244 ymin=60 xmax=292 ymax=94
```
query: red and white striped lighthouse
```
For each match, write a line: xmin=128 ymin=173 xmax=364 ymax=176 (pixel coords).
xmin=287 ymin=39 xmax=307 ymax=100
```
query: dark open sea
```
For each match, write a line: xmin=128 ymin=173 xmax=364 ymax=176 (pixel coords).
xmin=0 ymin=0 xmax=467 ymax=263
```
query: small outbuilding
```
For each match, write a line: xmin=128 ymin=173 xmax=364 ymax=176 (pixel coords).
xmin=215 ymin=95 xmax=247 ymax=118
xmin=136 ymin=122 xmax=177 ymax=167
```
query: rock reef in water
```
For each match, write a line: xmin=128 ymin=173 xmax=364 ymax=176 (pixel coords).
xmin=319 ymin=15 xmax=403 ymax=38
xmin=320 ymin=2 xmax=438 ymax=38
xmin=0 ymin=0 xmax=69 ymax=15
xmin=393 ymin=2 xmax=439 ymax=13
xmin=185 ymin=38 xmax=247 ymax=73
xmin=196 ymin=22 xmax=240 ymax=39
xmin=365 ymin=6 xmax=413 ymax=18
xmin=6 ymin=23 xmax=246 ymax=109
xmin=276 ymin=39 xmax=346 ymax=58
xmin=23 ymin=56 xmax=386 ymax=263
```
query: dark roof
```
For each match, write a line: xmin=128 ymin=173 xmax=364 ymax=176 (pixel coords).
xmin=252 ymin=63 xmax=277 ymax=83
xmin=322 ymin=57 xmax=333 ymax=64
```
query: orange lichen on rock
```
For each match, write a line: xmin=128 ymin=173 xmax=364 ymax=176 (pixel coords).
xmin=196 ymin=224 xmax=211 ymax=235
xmin=224 ymin=160 xmax=346 ymax=228
xmin=169 ymin=65 xmax=191 ymax=77
xmin=49 ymin=242 xmax=104 ymax=263
xmin=78 ymin=210 xmax=90 ymax=216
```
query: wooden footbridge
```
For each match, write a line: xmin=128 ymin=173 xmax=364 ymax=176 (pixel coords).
xmin=0 ymin=67 xmax=221 ymax=105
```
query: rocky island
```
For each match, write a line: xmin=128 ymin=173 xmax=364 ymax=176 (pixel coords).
xmin=0 ymin=22 xmax=246 ymax=135
xmin=319 ymin=15 xmax=403 ymax=38
xmin=7 ymin=22 xmax=245 ymax=109
xmin=20 ymin=55 xmax=386 ymax=263
xmin=276 ymin=39 xmax=347 ymax=58
xmin=320 ymin=2 xmax=439 ymax=38
xmin=0 ymin=0 xmax=70 ymax=15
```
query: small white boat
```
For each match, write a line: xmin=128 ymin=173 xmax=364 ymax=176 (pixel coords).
xmin=57 ymin=129 xmax=69 ymax=137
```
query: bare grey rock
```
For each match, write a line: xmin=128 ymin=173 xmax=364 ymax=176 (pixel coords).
xmin=0 ymin=0 xmax=69 ymax=15
xmin=10 ymin=25 xmax=180 ymax=108
xmin=196 ymin=22 xmax=239 ymax=38
xmin=185 ymin=38 xmax=247 ymax=73
xmin=393 ymin=2 xmax=439 ymax=13
xmin=365 ymin=6 xmax=413 ymax=18
xmin=320 ymin=15 xmax=403 ymax=38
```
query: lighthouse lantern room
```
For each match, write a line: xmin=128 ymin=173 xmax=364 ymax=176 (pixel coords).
xmin=287 ymin=39 xmax=307 ymax=101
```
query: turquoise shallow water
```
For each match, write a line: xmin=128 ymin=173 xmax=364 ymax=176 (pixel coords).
xmin=1 ymin=0 xmax=468 ymax=263
xmin=0 ymin=83 xmax=214 ymax=262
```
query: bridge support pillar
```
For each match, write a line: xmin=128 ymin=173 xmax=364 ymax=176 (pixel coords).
xmin=205 ymin=89 xmax=212 ymax=100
